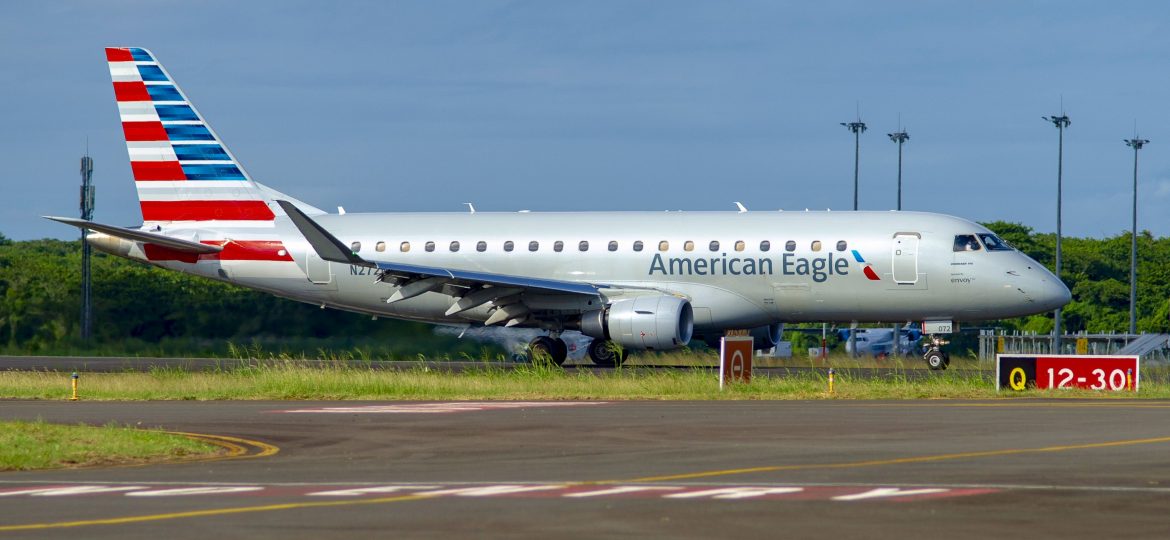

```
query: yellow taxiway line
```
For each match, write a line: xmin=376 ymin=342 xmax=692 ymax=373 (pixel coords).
xmin=4 ymin=433 xmax=1169 ymax=532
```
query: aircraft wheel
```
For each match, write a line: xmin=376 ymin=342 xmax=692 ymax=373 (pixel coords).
xmin=551 ymin=338 xmax=568 ymax=365
xmin=587 ymin=339 xmax=627 ymax=367
xmin=528 ymin=336 xmax=567 ymax=366
xmin=925 ymin=350 xmax=949 ymax=370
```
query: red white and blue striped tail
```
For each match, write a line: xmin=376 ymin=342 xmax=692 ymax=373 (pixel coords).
xmin=106 ymin=47 xmax=282 ymax=225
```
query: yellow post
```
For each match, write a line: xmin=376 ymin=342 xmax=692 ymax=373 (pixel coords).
xmin=828 ymin=368 xmax=835 ymax=394
xmin=70 ymin=372 xmax=79 ymax=401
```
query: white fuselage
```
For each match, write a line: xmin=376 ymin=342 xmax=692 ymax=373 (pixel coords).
xmin=120 ymin=210 xmax=1070 ymax=333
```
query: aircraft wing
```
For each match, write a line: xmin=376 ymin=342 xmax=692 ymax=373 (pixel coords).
xmin=44 ymin=216 xmax=224 ymax=254
xmin=276 ymin=201 xmax=603 ymax=323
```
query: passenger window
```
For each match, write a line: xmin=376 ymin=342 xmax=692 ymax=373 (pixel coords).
xmin=633 ymin=240 xmax=644 ymax=252
xmin=709 ymin=241 xmax=720 ymax=252
xmin=836 ymin=240 xmax=847 ymax=252
xmin=953 ymin=234 xmax=981 ymax=252
xmin=504 ymin=241 xmax=514 ymax=252
xmin=579 ymin=240 xmax=589 ymax=252
xmin=684 ymin=241 xmax=694 ymax=252
xmin=608 ymin=241 xmax=618 ymax=252
xmin=760 ymin=240 xmax=771 ymax=252
xmin=399 ymin=242 xmax=410 ymax=253
xmin=554 ymin=241 xmax=564 ymax=253
xmin=449 ymin=241 xmax=460 ymax=252
xmin=476 ymin=241 xmax=487 ymax=252
xmin=659 ymin=241 xmax=669 ymax=251
xmin=376 ymin=241 xmax=386 ymax=252
xmin=785 ymin=240 xmax=796 ymax=252
xmin=811 ymin=241 xmax=822 ymax=252
xmin=528 ymin=241 xmax=539 ymax=252
xmin=734 ymin=241 xmax=745 ymax=252
xmin=425 ymin=241 xmax=435 ymax=252
xmin=978 ymin=233 xmax=1013 ymax=251
xmin=350 ymin=241 xmax=361 ymax=253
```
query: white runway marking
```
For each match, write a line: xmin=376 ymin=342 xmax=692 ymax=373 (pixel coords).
xmin=0 ymin=482 xmax=995 ymax=502
xmin=274 ymin=402 xmax=609 ymax=414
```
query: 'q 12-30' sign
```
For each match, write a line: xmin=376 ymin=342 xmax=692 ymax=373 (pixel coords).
xmin=996 ymin=355 xmax=1139 ymax=392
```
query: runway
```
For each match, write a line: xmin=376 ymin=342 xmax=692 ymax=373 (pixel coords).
xmin=2 ymin=400 xmax=1169 ymax=538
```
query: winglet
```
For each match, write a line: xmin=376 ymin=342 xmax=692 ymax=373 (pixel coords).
xmin=275 ymin=200 xmax=372 ymax=267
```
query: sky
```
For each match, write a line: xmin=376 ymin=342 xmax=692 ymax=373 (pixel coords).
xmin=3 ymin=0 xmax=1170 ymax=240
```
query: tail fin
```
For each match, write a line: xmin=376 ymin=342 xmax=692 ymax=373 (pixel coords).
xmin=105 ymin=47 xmax=304 ymax=225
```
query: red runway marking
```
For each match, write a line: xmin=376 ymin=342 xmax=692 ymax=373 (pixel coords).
xmin=274 ymin=402 xmax=609 ymax=414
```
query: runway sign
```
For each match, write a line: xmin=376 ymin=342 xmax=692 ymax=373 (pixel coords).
xmin=720 ymin=335 xmax=754 ymax=388
xmin=996 ymin=355 xmax=1139 ymax=392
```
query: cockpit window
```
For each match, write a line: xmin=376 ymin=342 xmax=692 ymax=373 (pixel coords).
xmin=953 ymin=234 xmax=982 ymax=252
xmin=978 ymin=233 xmax=1013 ymax=251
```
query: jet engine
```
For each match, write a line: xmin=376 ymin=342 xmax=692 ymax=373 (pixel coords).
xmin=580 ymin=296 xmax=693 ymax=350
xmin=749 ymin=323 xmax=784 ymax=350
xmin=698 ymin=323 xmax=784 ymax=351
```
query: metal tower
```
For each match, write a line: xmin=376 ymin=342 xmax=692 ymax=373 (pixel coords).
xmin=80 ymin=154 xmax=95 ymax=341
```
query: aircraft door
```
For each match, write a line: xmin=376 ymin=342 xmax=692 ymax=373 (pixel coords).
xmin=305 ymin=248 xmax=333 ymax=284
xmin=892 ymin=233 xmax=920 ymax=284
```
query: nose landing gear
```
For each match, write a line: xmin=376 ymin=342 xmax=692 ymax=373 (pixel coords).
xmin=923 ymin=336 xmax=950 ymax=370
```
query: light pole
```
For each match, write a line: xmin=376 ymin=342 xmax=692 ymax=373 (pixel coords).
xmin=888 ymin=130 xmax=909 ymax=210
xmin=886 ymin=129 xmax=910 ymax=353
xmin=1043 ymin=114 xmax=1070 ymax=352
xmin=841 ymin=120 xmax=867 ymax=211
xmin=1124 ymin=137 xmax=1148 ymax=335
xmin=840 ymin=119 xmax=866 ymax=357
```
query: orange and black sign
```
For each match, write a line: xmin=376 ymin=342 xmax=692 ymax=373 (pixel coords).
xmin=720 ymin=336 xmax=754 ymax=388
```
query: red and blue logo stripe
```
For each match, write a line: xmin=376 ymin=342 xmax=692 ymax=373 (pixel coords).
xmin=107 ymin=46 xmax=276 ymax=223
xmin=852 ymin=250 xmax=881 ymax=281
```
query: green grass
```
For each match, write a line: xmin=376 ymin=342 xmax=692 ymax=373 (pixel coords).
xmin=0 ymin=420 xmax=223 ymax=471
xmin=1 ymin=361 xmax=1167 ymax=400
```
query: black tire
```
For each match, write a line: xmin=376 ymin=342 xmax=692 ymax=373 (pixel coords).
xmin=587 ymin=339 xmax=627 ymax=367
xmin=528 ymin=336 xmax=567 ymax=366
xmin=551 ymin=338 xmax=568 ymax=366
xmin=925 ymin=349 xmax=948 ymax=370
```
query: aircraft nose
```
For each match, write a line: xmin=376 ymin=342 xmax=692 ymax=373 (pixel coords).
xmin=1039 ymin=277 xmax=1073 ymax=311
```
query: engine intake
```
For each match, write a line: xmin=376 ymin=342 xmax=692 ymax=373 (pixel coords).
xmin=581 ymin=296 xmax=693 ymax=351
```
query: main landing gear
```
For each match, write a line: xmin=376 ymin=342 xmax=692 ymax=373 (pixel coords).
xmin=528 ymin=336 xmax=568 ymax=366
xmin=586 ymin=339 xmax=628 ymax=367
xmin=526 ymin=336 xmax=629 ymax=367
xmin=923 ymin=336 xmax=950 ymax=370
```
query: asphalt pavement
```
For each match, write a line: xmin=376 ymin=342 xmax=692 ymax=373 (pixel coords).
xmin=1 ymin=399 xmax=1169 ymax=539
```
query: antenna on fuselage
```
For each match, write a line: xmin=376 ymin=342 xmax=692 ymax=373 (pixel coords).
xmin=464 ymin=203 xmax=476 ymax=214
xmin=734 ymin=202 xmax=747 ymax=213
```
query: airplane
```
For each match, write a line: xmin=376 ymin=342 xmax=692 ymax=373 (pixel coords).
xmin=47 ymin=47 xmax=1072 ymax=369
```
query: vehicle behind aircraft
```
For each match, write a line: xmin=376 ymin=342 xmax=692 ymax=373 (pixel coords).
xmin=839 ymin=328 xmax=923 ymax=358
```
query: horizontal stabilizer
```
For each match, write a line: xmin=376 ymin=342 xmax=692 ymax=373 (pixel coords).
xmin=43 ymin=216 xmax=223 ymax=254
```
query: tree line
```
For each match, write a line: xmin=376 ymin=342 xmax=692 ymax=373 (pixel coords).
xmin=0 ymin=223 xmax=1167 ymax=356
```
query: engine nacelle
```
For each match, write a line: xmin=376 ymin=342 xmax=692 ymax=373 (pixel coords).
xmin=580 ymin=296 xmax=693 ymax=350
xmin=749 ymin=323 xmax=784 ymax=350
xmin=698 ymin=323 xmax=784 ymax=351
